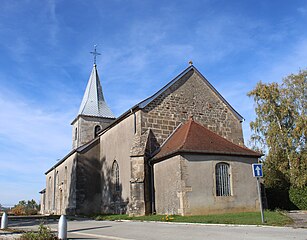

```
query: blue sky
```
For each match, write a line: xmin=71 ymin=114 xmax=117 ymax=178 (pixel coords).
xmin=0 ymin=0 xmax=306 ymax=207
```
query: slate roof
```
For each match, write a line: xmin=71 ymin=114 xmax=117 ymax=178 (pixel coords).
xmin=152 ymin=118 xmax=262 ymax=161
xmin=78 ymin=64 xmax=115 ymax=118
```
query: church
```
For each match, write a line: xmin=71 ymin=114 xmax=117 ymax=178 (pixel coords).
xmin=40 ymin=59 xmax=261 ymax=216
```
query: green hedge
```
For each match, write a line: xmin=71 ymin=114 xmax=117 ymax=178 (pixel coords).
xmin=265 ymin=187 xmax=294 ymax=210
xmin=289 ymin=186 xmax=307 ymax=210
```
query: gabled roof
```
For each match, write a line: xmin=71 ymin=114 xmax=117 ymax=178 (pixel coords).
xmin=78 ymin=64 xmax=115 ymax=118
xmin=93 ymin=64 xmax=244 ymax=136
xmin=138 ymin=65 xmax=244 ymax=121
xmin=152 ymin=118 xmax=261 ymax=161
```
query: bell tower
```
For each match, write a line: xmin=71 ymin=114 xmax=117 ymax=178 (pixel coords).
xmin=71 ymin=47 xmax=115 ymax=149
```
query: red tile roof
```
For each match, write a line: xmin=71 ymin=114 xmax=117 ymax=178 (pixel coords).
xmin=152 ymin=118 xmax=262 ymax=160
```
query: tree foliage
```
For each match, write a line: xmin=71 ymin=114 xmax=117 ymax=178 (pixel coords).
xmin=11 ymin=199 xmax=39 ymax=215
xmin=248 ymin=69 xmax=307 ymax=189
xmin=289 ymin=186 xmax=307 ymax=210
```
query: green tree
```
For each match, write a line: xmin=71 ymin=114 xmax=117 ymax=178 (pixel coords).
xmin=12 ymin=199 xmax=39 ymax=215
xmin=248 ymin=69 xmax=307 ymax=189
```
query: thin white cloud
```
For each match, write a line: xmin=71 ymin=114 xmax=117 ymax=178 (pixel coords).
xmin=0 ymin=88 xmax=74 ymax=205
xmin=0 ymin=88 xmax=72 ymax=154
xmin=46 ymin=0 xmax=59 ymax=46
xmin=297 ymin=6 xmax=307 ymax=15
xmin=194 ymin=15 xmax=262 ymax=62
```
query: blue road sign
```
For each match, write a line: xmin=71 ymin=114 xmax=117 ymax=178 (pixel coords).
xmin=252 ymin=163 xmax=263 ymax=177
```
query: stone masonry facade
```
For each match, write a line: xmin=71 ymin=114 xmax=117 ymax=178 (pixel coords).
xmin=72 ymin=115 xmax=115 ymax=149
xmin=141 ymin=69 xmax=244 ymax=146
xmin=42 ymin=65 xmax=252 ymax=217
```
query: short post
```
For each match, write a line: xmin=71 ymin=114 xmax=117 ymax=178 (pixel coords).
xmin=1 ymin=212 xmax=8 ymax=229
xmin=256 ymin=177 xmax=265 ymax=224
xmin=58 ymin=215 xmax=67 ymax=240
xmin=252 ymin=163 xmax=265 ymax=224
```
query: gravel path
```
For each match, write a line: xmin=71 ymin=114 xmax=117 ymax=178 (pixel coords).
xmin=286 ymin=210 xmax=307 ymax=228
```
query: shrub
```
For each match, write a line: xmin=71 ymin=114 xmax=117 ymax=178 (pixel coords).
xmin=11 ymin=200 xmax=39 ymax=216
xmin=19 ymin=224 xmax=58 ymax=240
xmin=289 ymin=186 xmax=307 ymax=210
xmin=11 ymin=205 xmax=26 ymax=215
xmin=265 ymin=187 xmax=295 ymax=210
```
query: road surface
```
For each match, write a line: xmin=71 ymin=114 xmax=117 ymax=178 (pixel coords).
xmin=1 ymin=218 xmax=306 ymax=240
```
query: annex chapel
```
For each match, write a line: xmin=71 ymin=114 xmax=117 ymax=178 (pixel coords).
xmin=40 ymin=59 xmax=261 ymax=216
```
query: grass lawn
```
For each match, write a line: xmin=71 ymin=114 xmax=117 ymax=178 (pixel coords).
xmin=95 ymin=211 xmax=293 ymax=226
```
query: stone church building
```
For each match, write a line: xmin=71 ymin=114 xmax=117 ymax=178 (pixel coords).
xmin=40 ymin=62 xmax=261 ymax=216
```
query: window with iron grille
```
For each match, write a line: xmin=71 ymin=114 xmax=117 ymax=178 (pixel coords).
xmin=216 ymin=163 xmax=231 ymax=196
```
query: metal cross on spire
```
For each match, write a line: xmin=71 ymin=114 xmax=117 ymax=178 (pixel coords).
xmin=90 ymin=45 xmax=101 ymax=65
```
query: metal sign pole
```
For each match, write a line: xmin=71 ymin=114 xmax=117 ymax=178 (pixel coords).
xmin=256 ymin=177 xmax=265 ymax=223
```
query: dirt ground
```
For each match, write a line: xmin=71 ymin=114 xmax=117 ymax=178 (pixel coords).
xmin=286 ymin=210 xmax=307 ymax=228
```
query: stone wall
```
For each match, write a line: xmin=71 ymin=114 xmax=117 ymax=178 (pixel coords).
xmin=129 ymin=129 xmax=160 ymax=215
xmin=44 ymin=153 xmax=77 ymax=215
xmin=154 ymin=154 xmax=259 ymax=215
xmin=141 ymin=69 xmax=244 ymax=145
xmin=99 ymin=113 xmax=139 ymax=214
xmin=154 ymin=156 xmax=182 ymax=215
xmin=75 ymin=140 xmax=102 ymax=215
xmin=184 ymin=154 xmax=258 ymax=215
xmin=72 ymin=115 xmax=114 ymax=149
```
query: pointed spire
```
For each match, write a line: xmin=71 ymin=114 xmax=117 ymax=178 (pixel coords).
xmin=78 ymin=64 xmax=115 ymax=118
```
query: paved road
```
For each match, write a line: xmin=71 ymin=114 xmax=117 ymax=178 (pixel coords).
xmin=3 ymin=218 xmax=307 ymax=240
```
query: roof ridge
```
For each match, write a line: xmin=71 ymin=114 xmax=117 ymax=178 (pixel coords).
xmin=191 ymin=67 xmax=244 ymax=121
xmin=95 ymin=66 xmax=105 ymax=102
xmin=191 ymin=120 xmax=261 ymax=155
xmin=137 ymin=65 xmax=243 ymax=121
xmin=179 ymin=117 xmax=193 ymax=150
xmin=138 ymin=65 xmax=194 ymax=108
xmin=159 ymin=122 xmax=183 ymax=148
xmin=77 ymin=65 xmax=115 ymax=118
xmin=152 ymin=118 xmax=262 ymax=161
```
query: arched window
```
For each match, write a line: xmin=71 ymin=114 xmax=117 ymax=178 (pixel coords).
xmin=112 ymin=161 xmax=120 ymax=192
xmin=48 ymin=176 xmax=52 ymax=192
xmin=56 ymin=171 xmax=59 ymax=187
xmin=64 ymin=166 xmax=68 ymax=200
xmin=48 ymin=176 xmax=52 ymax=209
xmin=216 ymin=163 xmax=231 ymax=196
xmin=94 ymin=125 xmax=101 ymax=138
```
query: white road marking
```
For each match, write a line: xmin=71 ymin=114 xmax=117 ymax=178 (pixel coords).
xmin=69 ymin=231 xmax=136 ymax=240
xmin=51 ymin=228 xmax=136 ymax=240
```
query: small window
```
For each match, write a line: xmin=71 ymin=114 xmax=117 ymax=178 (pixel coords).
xmin=56 ymin=171 xmax=59 ymax=187
xmin=75 ymin=128 xmax=77 ymax=140
xmin=94 ymin=125 xmax=101 ymax=138
xmin=48 ymin=176 xmax=52 ymax=208
xmin=216 ymin=163 xmax=231 ymax=196
xmin=64 ymin=166 xmax=68 ymax=195
xmin=112 ymin=161 xmax=120 ymax=192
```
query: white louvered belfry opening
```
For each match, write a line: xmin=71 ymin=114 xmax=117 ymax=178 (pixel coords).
xmin=216 ymin=163 xmax=231 ymax=196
